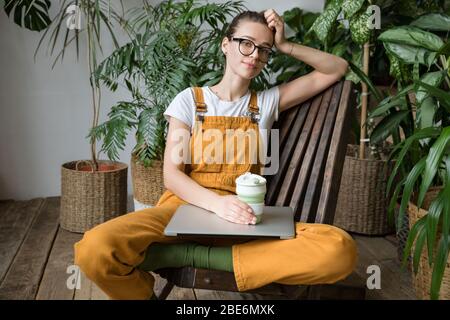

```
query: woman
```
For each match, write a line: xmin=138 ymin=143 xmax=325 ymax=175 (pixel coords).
xmin=74 ymin=9 xmax=357 ymax=300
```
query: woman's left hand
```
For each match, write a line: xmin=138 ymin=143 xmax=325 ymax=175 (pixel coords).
xmin=264 ymin=9 xmax=288 ymax=51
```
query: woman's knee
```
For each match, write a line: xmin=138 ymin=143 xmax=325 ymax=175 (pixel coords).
xmin=74 ymin=225 xmax=117 ymax=281
xmin=319 ymin=226 xmax=358 ymax=281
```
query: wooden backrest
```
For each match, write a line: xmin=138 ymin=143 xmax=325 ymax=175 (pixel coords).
xmin=265 ymin=80 xmax=355 ymax=225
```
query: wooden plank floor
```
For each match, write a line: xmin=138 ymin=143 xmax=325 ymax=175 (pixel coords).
xmin=0 ymin=197 xmax=417 ymax=300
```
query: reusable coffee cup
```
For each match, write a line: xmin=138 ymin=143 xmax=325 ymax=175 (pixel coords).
xmin=235 ymin=172 xmax=267 ymax=224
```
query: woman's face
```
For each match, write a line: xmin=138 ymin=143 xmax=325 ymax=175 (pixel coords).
xmin=222 ymin=20 xmax=274 ymax=80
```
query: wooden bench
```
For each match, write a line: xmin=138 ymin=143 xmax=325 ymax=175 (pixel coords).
xmin=154 ymin=79 xmax=366 ymax=299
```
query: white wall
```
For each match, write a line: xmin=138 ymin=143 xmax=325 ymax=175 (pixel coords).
xmin=0 ymin=0 xmax=324 ymax=200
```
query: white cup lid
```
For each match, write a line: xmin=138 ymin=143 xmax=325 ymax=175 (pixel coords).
xmin=235 ymin=172 xmax=267 ymax=186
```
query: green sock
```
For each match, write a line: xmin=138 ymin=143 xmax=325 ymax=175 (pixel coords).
xmin=138 ymin=242 xmax=234 ymax=273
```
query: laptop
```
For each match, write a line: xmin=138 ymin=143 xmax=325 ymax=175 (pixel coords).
xmin=164 ymin=204 xmax=295 ymax=240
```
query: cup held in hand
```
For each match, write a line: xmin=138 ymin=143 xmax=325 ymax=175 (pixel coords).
xmin=236 ymin=172 xmax=267 ymax=224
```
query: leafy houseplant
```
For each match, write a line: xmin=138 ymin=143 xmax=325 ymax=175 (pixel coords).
xmin=92 ymin=0 xmax=269 ymax=167
xmin=90 ymin=0 xmax=273 ymax=207
xmin=369 ymin=12 xmax=450 ymax=299
xmin=304 ymin=0 xmax=396 ymax=235
xmin=4 ymin=0 xmax=132 ymax=232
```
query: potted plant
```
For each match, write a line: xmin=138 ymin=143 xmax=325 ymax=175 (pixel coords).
xmin=90 ymin=0 xmax=272 ymax=209
xmin=4 ymin=0 xmax=130 ymax=232
xmin=370 ymin=11 xmax=450 ymax=298
xmin=302 ymin=0 xmax=396 ymax=235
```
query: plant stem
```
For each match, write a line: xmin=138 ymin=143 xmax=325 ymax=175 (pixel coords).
xmin=359 ymin=42 xmax=370 ymax=159
xmin=87 ymin=2 xmax=98 ymax=171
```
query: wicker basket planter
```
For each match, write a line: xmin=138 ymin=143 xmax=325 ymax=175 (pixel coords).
xmin=408 ymin=187 xmax=450 ymax=300
xmin=60 ymin=160 xmax=128 ymax=233
xmin=130 ymin=153 xmax=165 ymax=208
xmin=394 ymin=201 xmax=411 ymax=265
xmin=334 ymin=144 xmax=395 ymax=235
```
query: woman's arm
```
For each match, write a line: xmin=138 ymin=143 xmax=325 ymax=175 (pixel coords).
xmin=264 ymin=9 xmax=349 ymax=113
xmin=163 ymin=117 xmax=257 ymax=225
xmin=277 ymin=42 xmax=348 ymax=112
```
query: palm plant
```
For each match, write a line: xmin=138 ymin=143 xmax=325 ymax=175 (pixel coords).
xmin=90 ymin=0 xmax=272 ymax=167
xmin=3 ymin=0 xmax=127 ymax=171
xmin=368 ymin=12 xmax=450 ymax=299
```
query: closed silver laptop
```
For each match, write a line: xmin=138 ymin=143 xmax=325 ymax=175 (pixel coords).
xmin=164 ymin=204 xmax=295 ymax=240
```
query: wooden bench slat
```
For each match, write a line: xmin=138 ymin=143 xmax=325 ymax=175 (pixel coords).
xmin=291 ymin=86 xmax=334 ymax=221
xmin=279 ymin=106 xmax=300 ymax=149
xmin=315 ymin=81 xmax=354 ymax=224
xmin=266 ymin=101 xmax=310 ymax=205
xmin=275 ymin=94 xmax=323 ymax=206
xmin=301 ymin=81 xmax=344 ymax=222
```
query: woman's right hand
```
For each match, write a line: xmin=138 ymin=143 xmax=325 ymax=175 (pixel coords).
xmin=212 ymin=195 xmax=256 ymax=225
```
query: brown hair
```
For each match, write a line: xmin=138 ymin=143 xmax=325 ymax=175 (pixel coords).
xmin=225 ymin=10 xmax=274 ymax=44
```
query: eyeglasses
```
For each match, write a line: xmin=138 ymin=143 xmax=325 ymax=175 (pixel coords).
xmin=230 ymin=37 xmax=273 ymax=63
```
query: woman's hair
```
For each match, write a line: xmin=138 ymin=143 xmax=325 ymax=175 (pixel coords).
xmin=225 ymin=10 xmax=273 ymax=40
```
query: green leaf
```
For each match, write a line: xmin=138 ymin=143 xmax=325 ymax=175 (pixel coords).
xmin=342 ymin=0 xmax=365 ymax=19
xmin=378 ymin=26 xmax=444 ymax=52
xmin=403 ymin=216 xmax=426 ymax=268
xmin=369 ymin=86 xmax=412 ymax=118
xmin=430 ymin=235 xmax=450 ymax=299
xmin=388 ymin=176 xmax=406 ymax=228
xmin=410 ymin=13 xmax=450 ymax=32
xmin=309 ymin=0 xmax=342 ymax=43
xmin=415 ymin=71 xmax=445 ymax=105
xmin=426 ymin=190 xmax=445 ymax=263
xmin=345 ymin=48 xmax=363 ymax=84
xmin=412 ymin=226 xmax=427 ymax=274
xmin=283 ymin=7 xmax=303 ymax=33
xmin=386 ymin=127 xmax=441 ymax=197
xmin=384 ymin=42 xmax=437 ymax=67
xmin=331 ymin=42 xmax=347 ymax=57
xmin=437 ymin=40 xmax=450 ymax=56
xmin=418 ymin=127 xmax=450 ymax=208
xmin=398 ymin=157 xmax=426 ymax=232
xmin=370 ymin=110 xmax=410 ymax=145
xmin=417 ymin=97 xmax=437 ymax=129
xmin=348 ymin=60 xmax=383 ymax=101
xmin=414 ymin=80 xmax=450 ymax=112
xmin=386 ymin=51 xmax=404 ymax=80
xmin=349 ymin=7 xmax=371 ymax=45
xmin=4 ymin=0 xmax=52 ymax=31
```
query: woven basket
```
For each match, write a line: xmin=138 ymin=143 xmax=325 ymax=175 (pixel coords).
xmin=60 ymin=160 xmax=128 ymax=233
xmin=394 ymin=201 xmax=411 ymax=265
xmin=130 ymin=153 xmax=165 ymax=207
xmin=334 ymin=144 xmax=395 ymax=235
xmin=408 ymin=187 xmax=450 ymax=300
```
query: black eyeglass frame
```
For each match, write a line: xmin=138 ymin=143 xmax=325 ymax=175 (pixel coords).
xmin=230 ymin=37 xmax=274 ymax=62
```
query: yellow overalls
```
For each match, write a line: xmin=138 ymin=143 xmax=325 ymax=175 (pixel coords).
xmin=74 ymin=87 xmax=357 ymax=300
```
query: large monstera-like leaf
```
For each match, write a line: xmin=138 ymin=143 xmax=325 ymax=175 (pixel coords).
xmin=4 ymin=0 xmax=51 ymax=31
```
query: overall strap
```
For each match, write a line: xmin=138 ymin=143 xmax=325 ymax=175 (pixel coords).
xmin=247 ymin=91 xmax=260 ymax=123
xmin=192 ymin=87 xmax=207 ymax=122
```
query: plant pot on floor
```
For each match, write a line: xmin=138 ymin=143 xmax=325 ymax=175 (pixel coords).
xmin=60 ymin=160 xmax=128 ymax=233
xmin=408 ymin=187 xmax=450 ymax=300
xmin=130 ymin=153 xmax=165 ymax=210
xmin=334 ymin=144 xmax=395 ymax=235
xmin=394 ymin=201 xmax=411 ymax=266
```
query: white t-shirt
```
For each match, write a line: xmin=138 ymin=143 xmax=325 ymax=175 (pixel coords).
xmin=164 ymin=86 xmax=280 ymax=150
